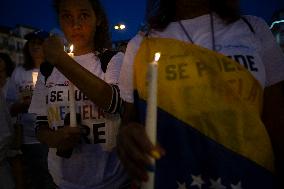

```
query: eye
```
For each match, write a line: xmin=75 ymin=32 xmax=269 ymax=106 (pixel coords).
xmin=61 ymin=13 xmax=72 ymax=21
xmin=80 ymin=13 xmax=90 ymax=20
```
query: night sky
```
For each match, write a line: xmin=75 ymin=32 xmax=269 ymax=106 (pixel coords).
xmin=0 ymin=0 xmax=284 ymax=41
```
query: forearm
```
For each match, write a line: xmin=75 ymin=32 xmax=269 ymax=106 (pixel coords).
xmin=54 ymin=53 xmax=112 ymax=110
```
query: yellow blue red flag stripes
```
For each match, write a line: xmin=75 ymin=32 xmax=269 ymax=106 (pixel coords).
xmin=133 ymin=37 xmax=277 ymax=188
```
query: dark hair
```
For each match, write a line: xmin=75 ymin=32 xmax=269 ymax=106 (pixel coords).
xmin=23 ymin=40 xmax=35 ymax=70
xmin=0 ymin=53 xmax=15 ymax=77
xmin=53 ymin=0 xmax=111 ymax=52
xmin=147 ymin=0 xmax=241 ymax=31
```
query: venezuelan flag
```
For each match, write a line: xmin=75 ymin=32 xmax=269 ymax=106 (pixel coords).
xmin=133 ymin=38 xmax=277 ymax=188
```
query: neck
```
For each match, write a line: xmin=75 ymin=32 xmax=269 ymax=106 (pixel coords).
xmin=175 ymin=1 xmax=210 ymax=21
xmin=74 ymin=49 xmax=94 ymax=56
xmin=73 ymin=42 xmax=95 ymax=56
xmin=34 ymin=59 xmax=42 ymax=69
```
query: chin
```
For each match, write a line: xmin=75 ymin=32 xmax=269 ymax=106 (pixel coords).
xmin=72 ymin=43 xmax=83 ymax=51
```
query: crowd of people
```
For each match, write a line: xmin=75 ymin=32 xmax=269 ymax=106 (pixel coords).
xmin=0 ymin=0 xmax=284 ymax=188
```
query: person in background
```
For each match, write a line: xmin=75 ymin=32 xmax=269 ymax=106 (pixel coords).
xmin=0 ymin=53 xmax=15 ymax=97
xmin=7 ymin=30 xmax=56 ymax=189
xmin=117 ymin=0 xmax=284 ymax=188
xmin=0 ymin=53 xmax=15 ymax=189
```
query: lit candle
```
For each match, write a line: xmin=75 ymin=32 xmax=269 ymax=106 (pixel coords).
xmin=142 ymin=52 xmax=161 ymax=189
xmin=68 ymin=45 xmax=76 ymax=127
xmin=32 ymin=71 xmax=38 ymax=87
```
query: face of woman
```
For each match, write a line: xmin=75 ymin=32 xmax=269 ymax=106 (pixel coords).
xmin=29 ymin=38 xmax=44 ymax=62
xmin=174 ymin=0 xmax=210 ymax=19
xmin=225 ymin=0 xmax=240 ymax=12
xmin=174 ymin=0 xmax=240 ymax=18
xmin=58 ymin=0 xmax=97 ymax=54
xmin=0 ymin=58 xmax=7 ymax=88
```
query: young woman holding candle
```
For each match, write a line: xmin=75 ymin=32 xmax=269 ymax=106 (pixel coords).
xmin=117 ymin=0 xmax=284 ymax=188
xmin=6 ymin=30 xmax=56 ymax=189
xmin=29 ymin=0 xmax=129 ymax=188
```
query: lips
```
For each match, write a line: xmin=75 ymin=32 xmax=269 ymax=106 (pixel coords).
xmin=71 ymin=34 xmax=83 ymax=40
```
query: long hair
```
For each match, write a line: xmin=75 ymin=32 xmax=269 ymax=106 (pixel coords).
xmin=0 ymin=53 xmax=15 ymax=77
xmin=53 ymin=0 xmax=111 ymax=52
xmin=147 ymin=0 xmax=241 ymax=31
xmin=23 ymin=40 xmax=35 ymax=70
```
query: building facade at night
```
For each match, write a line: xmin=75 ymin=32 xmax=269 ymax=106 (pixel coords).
xmin=0 ymin=25 xmax=35 ymax=65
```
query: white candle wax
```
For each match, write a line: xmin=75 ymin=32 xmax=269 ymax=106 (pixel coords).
xmin=142 ymin=52 xmax=160 ymax=189
xmin=68 ymin=45 xmax=77 ymax=127
xmin=32 ymin=71 xmax=38 ymax=87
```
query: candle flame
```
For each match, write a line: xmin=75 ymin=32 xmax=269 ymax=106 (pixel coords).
xmin=70 ymin=44 xmax=74 ymax=53
xmin=154 ymin=52 xmax=161 ymax=62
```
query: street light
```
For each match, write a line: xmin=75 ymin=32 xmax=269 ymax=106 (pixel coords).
xmin=119 ymin=24 xmax=126 ymax=30
xmin=114 ymin=24 xmax=126 ymax=30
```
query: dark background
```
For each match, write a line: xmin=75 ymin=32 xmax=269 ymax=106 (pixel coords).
xmin=0 ymin=0 xmax=283 ymax=41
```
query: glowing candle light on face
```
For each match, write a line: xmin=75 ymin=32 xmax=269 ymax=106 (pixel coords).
xmin=67 ymin=44 xmax=76 ymax=127
xmin=142 ymin=52 xmax=161 ymax=189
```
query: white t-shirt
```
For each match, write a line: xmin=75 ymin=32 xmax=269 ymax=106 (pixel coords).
xmin=29 ymin=52 xmax=128 ymax=189
xmin=119 ymin=14 xmax=284 ymax=103
xmin=6 ymin=66 xmax=39 ymax=144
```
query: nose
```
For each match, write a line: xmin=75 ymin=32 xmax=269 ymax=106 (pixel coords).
xmin=72 ymin=17 xmax=82 ymax=29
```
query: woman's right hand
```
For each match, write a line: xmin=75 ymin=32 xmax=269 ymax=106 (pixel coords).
xmin=117 ymin=122 xmax=165 ymax=182
xmin=53 ymin=126 xmax=81 ymax=150
xmin=43 ymin=35 xmax=66 ymax=65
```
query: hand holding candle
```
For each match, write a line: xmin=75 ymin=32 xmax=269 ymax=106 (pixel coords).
xmin=67 ymin=44 xmax=77 ymax=128
xmin=142 ymin=52 xmax=161 ymax=189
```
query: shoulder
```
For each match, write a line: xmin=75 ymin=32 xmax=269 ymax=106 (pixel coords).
xmin=104 ymin=51 xmax=124 ymax=71
xmin=241 ymin=15 xmax=275 ymax=44
xmin=241 ymin=15 xmax=270 ymax=32
xmin=109 ymin=52 xmax=124 ymax=63
xmin=11 ymin=66 xmax=24 ymax=79
xmin=242 ymin=15 xmax=266 ymax=23
xmin=13 ymin=65 xmax=25 ymax=74
xmin=127 ymin=33 xmax=144 ymax=50
xmin=123 ymin=33 xmax=145 ymax=63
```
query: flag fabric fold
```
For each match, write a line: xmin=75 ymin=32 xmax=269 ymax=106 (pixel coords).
xmin=133 ymin=37 xmax=276 ymax=189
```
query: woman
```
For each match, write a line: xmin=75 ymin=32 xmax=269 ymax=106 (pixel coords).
xmin=29 ymin=0 xmax=128 ymax=188
xmin=117 ymin=0 xmax=284 ymax=188
xmin=0 ymin=53 xmax=15 ymax=97
xmin=7 ymin=30 xmax=56 ymax=189
xmin=0 ymin=54 xmax=15 ymax=189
